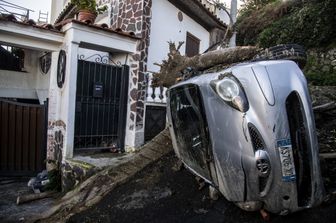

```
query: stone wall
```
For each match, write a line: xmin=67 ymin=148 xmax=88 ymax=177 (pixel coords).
xmin=110 ymin=0 xmax=144 ymax=37
xmin=306 ymin=48 xmax=336 ymax=73
xmin=46 ymin=120 xmax=66 ymax=170
xmin=111 ymin=0 xmax=153 ymax=148
xmin=305 ymin=48 xmax=336 ymax=85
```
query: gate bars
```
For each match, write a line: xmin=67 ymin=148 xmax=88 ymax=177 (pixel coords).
xmin=74 ymin=54 xmax=129 ymax=152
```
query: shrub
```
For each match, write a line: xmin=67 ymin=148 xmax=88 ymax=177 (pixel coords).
xmin=236 ymin=0 xmax=336 ymax=48
xmin=71 ymin=0 xmax=108 ymax=14
xmin=236 ymin=0 xmax=294 ymax=46
xmin=257 ymin=0 xmax=336 ymax=48
xmin=304 ymin=50 xmax=336 ymax=85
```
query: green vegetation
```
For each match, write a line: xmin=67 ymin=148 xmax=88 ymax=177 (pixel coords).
xmin=236 ymin=0 xmax=336 ymax=85
xmin=304 ymin=53 xmax=336 ymax=86
xmin=236 ymin=0 xmax=294 ymax=46
xmin=71 ymin=0 xmax=108 ymax=14
xmin=240 ymin=0 xmax=279 ymax=13
xmin=237 ymin=0 xmax=336 ymax=48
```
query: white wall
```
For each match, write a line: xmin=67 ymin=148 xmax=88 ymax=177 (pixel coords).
xmin=51 ymin=0 xmax=110 ymax=24
xmin=0 ymin=49 xmax=50 ymax=104
xmin=147 ymin=0 xmax=210 ymax=73
xmin=51 ymin=0 xmax=70 ymax=24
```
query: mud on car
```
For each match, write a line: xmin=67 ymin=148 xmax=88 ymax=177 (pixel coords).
xmin=166 ymin=48 xmax=325 ymax=214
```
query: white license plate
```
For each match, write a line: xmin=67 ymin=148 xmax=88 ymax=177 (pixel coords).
xmin=277 ymin=139 xmax=296 ymax=182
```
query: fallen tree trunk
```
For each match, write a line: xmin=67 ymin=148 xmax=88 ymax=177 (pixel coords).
xmin=33 ymin=129 xmax=172 ymax=223
xmin=152 ymin=44 xmax=258 ymax=88
xmin=16 ymin=191 xmax=57 ymax=205
xmin=152 ymin=43 xmax=308 ymax=88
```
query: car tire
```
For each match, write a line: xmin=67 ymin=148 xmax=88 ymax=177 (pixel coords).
xmin=255 ymin=44 xmax=307 ymax=68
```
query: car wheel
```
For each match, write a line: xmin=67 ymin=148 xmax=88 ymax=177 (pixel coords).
xmin=255 ymin=44 xmax=307 ymax=69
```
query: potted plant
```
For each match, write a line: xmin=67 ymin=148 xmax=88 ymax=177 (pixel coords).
xmin=71 ymin=0 xmax=108 ymax=24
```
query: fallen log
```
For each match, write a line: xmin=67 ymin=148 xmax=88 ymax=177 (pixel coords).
xmin=152 ymin=43 xmax=258 ymax=88
xmin=17 ymin=191 xmax=57 ymax=205
xmin=32 ymin=129 xmax=172 ymax=223
xmin=152 ymin=43 xmax=308 ymax=88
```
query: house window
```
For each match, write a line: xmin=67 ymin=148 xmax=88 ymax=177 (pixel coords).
xmin=0 ymin=45 xmax=25 ymax=72
xmin=185 ymin=32 xmax=200 ymax=57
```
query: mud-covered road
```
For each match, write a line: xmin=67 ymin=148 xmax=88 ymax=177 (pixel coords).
xmin=68 ymin=151 xmax=336 ymax=223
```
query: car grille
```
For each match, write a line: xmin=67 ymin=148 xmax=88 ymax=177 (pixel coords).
xmin=286 ymin=91 xmax=312 ymax=207
xmin=259 ymin=177 xmax=268 ymax=193
xmin=248 ymin=124 xmax=268 ymax=193
xmin=248 ymin=124 xmax=265 ymax=152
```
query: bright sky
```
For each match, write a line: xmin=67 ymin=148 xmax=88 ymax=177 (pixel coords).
xmin=3 ymin=0 xmax=243 ymax=23
xmin=219 ymin=0 xmax=244 ymax=8
xmin=5 ymin=0 xmax=51 ymax=22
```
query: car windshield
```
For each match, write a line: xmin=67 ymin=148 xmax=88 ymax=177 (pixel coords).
xmin=170 ymin=84 xmax=211 ymax=180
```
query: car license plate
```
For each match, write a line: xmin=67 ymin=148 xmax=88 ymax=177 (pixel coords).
xmin=277 ymin=139 xmax=296 ymax=182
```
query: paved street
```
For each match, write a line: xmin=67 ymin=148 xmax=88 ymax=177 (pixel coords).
xmin=68 ymin=152 xmax=336 ymax=223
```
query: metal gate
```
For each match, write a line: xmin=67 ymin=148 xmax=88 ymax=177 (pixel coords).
xmin=0 ymin=99 xmax=47 ymax=176
xmin=74 ymin=59 xmax=129 ymax=151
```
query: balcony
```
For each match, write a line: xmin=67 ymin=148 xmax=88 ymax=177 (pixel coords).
xmin=145 ymin=73 xmax=167 ymax=104
xmin=0 ymin=0 xmax=33 ymax=21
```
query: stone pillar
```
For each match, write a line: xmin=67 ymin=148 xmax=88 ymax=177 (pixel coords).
xmin=111 ymin=0 xmax=153 ymax=150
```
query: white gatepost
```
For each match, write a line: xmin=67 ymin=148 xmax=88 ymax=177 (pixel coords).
xmin=60 ymin=40 xmax=79 ymax=159
xmin=46 ymin=51 xmax=63 ymax=168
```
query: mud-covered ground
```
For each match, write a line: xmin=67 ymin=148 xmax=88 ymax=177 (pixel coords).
xmin=67 ymin=86 xmax=336 ymax=223
xmin=0 ymin=177 xmax=55 ymax=222
xmin=68 ymin=151 xmax=336 ymax=223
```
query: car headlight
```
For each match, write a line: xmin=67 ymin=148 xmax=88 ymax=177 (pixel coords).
xmin=216 ymin=78 xmax=239 ymax=101
xmin=210 ymin=72 xmax=249 ymax=113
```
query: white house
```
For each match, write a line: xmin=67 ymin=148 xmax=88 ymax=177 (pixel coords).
xmin=0 ymin=10 xmax=138 ymax=176
xmin=0 ymin=0 xmax=226 ymax=176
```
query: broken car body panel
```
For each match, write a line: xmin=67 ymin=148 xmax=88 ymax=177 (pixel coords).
xmin=167 ymin=60 xmax=324 ymax=214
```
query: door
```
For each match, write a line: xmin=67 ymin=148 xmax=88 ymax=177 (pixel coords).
xmin=74 ymin=60 xmax=129 ymax=151
xmin=0 ymin=99 xmax=47 ymax=176
xmin=144 ymin=105 xmax=166 ymax=142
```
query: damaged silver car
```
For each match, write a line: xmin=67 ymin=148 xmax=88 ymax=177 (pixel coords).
xmin=167 ymin=59 xmax=325 ymax=214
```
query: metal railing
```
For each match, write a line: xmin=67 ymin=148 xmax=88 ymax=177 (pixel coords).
xmin=0 ymin=0 xmax=34 ymax=21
